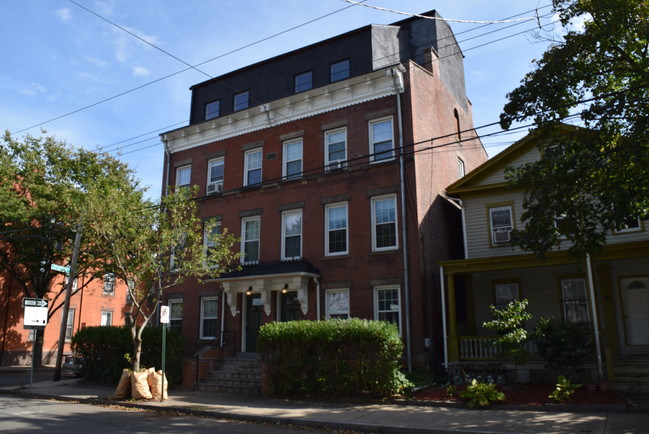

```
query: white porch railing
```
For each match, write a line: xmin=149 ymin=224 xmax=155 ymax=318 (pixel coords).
xmin=459 ymin=336 xmax=537 ymax=360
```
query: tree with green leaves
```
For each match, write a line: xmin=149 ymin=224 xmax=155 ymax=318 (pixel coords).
xmin=500 ymin=0 xmax=649 ymax=257
xmin=83 ymin=186 xmax=238 ymax=372
xmin=0 ymin=131 xmax=135 ymax=365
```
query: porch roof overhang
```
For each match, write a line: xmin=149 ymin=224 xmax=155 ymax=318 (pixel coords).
xmin=439 ymin=240 xmax=649 ymax=275
xmin=208 ymin=260 xmax=320 ymax=316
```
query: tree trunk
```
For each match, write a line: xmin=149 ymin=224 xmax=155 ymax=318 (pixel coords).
xmin=132 ymin=336 xmax=142 ymax=372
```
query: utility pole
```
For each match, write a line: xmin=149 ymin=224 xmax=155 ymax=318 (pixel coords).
xmin=53 ymin=225 xmax=82 ymax=381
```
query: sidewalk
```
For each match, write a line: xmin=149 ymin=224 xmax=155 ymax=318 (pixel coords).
xmin=1 ymin=377 xmax=649 ymax=434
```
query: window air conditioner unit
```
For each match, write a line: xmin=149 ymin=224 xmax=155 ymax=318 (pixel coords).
xmin=493 ymin=229 xmax=511 ymax=244
xmin=206 ymin=182 xmax=223 ymax=194
xmin=328 ymin=160 xmax=347 ymax=171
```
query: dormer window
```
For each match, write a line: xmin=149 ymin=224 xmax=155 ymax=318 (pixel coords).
xmin=294 ymin=71 xmax=313 ymax=93
xmin=205 ymin=100 xmax=220 ymax=120
xmin=330 ymin=59 xmax=350 ymax=82
xmin=233 ymin=90 xmax=249 ymax=111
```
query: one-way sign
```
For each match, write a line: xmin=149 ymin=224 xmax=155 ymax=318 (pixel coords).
xmin=22 ymin=298 xmax=49 ymax=308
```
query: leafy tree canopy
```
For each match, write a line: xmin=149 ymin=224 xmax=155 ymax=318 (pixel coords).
xmin=500 ymin=0 xmax=649 ymax=257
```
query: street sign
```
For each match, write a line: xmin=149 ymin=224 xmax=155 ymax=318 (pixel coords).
xmin=22 ymin=298 xmax=48 ymax=308
xmin=23 ymin=298 xmax=48 ymax=328
xmin=50 ymin=263 xmax=70 ymax=274
xmin=160 ymin=305 xmax=170 ymax=324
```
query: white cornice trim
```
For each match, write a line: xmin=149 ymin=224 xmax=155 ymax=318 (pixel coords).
xmin=162 ymin=66 xmax=405 ymax=154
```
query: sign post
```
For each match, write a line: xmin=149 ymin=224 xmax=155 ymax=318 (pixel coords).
xmin=159 ymin=305 xmax=169 ymax=402
xmin=23 ymin=298 xmax=48 ymax=388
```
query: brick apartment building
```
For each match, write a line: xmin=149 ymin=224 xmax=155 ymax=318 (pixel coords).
xmin=0 ymin=270 xmax=129 ymax=366
xmin=160 ymin=10 xmax=487 ymax=376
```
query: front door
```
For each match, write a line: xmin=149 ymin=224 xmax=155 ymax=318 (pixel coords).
xmin=280 ymin=291 xmax=300 ymax=322
xmin=621 ymin=276 xmax=649 ymax=345
xmin=245 ymin=293 xmax=264 ymax=352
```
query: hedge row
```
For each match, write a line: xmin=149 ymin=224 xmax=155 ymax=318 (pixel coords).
xmin=258 ymin=319 xmax=412 ymax=397
xmin=71 ymin=326 xmax=184 ymax=385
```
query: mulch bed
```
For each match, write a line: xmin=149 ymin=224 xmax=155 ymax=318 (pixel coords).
xmin=412 ymin=384 xmax=629 ymax=407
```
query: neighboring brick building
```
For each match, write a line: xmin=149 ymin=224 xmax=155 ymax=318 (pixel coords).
xmin=161 ymin=10 xmax=487 ymax=378
xmin=0 ymin=270 xmax=129 ymax=366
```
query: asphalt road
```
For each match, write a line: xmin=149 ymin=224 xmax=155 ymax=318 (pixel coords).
xmin=0 ymin=367 xmax=74 ymax=388
xmin=0 ymin=395 xmax=336 ymax=434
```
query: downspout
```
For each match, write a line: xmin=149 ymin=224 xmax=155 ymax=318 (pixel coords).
xmin=314 ymin=278 xmax=321 ymax=321
xmin=586 ymin=253 xmax=604 ymax=378
xmin=163 ymin=137 xmax=171 ymax=197
xmin=439 ymin=266 xmax=448 ymax=369
xmin=392 ymin=66 xmax=412 ymax=371
xmin=220 ymin=288 xmax=226 ymax=347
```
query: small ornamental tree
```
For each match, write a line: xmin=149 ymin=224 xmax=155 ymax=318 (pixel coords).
xmin=483 ymin=299 xmax=532 ymax=379
xmin=84 ymin=185 xmax=238 ymax=372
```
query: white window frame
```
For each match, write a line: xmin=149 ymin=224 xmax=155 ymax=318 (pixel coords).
xmin=371 ymin=195 xmax=398 ymax=251
xmin=170 ymin=232 xmax=187 ymax=271
xmin=369 ymin=117 xmax=394 ymax=162
xmin=200 ymin=296 xmax=219 ymax=340
xmin=325 ymin=202 xmax=348 ymax=256
xmin=102 ymin=273 xmax=115 ymax=295
xmin=100 ymin=310 xmax=113 ymax=326
xmin=374 ymin=286 xmax=401 ymax=334
xmin=176 ymin=165 xmax=191 ymax=190
xmin=241 ymin=216 xmax=261 ymax=264
xmin=281 ymin=210 xmax=302 ymax=260
xmin=489 ymin=205 xmax=513 ymax=246
xmin=168 ymin=298 xmax=183 ymax=330
xmin=207 ymin=157 xmax=224 ymax=192
xmin=64 ymin=308 xmax=75 ymax=341
xmin=458 ymin=157 xmax=465 ymax=179
xmin=244 ymin=148 xmax=262 ymax=186
xmin=616 ymin=217 xmax=642 ymax=233
xmin=325 ymin=289 xmax=349 ymax=319
xmin=282 ymin=138 xmax=303 ymax=180
xmin=325 ymin=127 xmax=347 ymax=170
xmin=204 ymin=219 xmax=222 ymax=264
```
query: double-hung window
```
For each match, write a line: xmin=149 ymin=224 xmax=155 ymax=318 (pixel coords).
xmin=326 ymin=289 xmax=349 ymax=319
xmin=616 ymin=216 xmax=642 ymax=233
xmin=168 ymin=299 xmax=183 ymax=330
xmin=233 ymin=90 xmax=249 ymax=111
xmin=207 ymin=158 xmax=224 ymax=193
xmin=372 ymin=195 xmax=398 ymax=251
xmin=489 ymin=205 xmax=513 ymax=245
xmin=282 ymin=210 xmax=302 ymax=260
xmin=204 ymin=218 xmax=222 ymax=259
xmin=102 ymin=273 xmax=115 ymax=295
xmin=561 ymin=278 xmax=590 ymax=324
xmin=330 ymin=59 xmax=350 ymax=82
xmin=64 ymin=308 xmax=75 ymax=341
xmin=325 ymin=203 xmax=348 ymax=256
xmin=283 ymin=138 xmax=303 ymax=180
xmin=244 ymin=149 xmax=262 ymax=186
xmin=200 ymin=297 xmax=218 ymax=339
xmin=100 ymin=311 xmax=113 ymax=326
xmin=241 ymin=216 xmax=260 ymax=264
xmin=176 ymin=165 xmax=191 ymax=190
xmin=375 ymin=286 xmax=401 ymax=333
xmin=325 ymin=128 xmax=347 ymax=170
xmin=369 ymin=117 xmax=394 ymax=162
xmin=205 ymin=100 xmax=220 ymax=120
xmin=458 ymin=157 xmax=465 ymax=179
xmin=294 ymin=71 xmax=313 ymax=93
xmin=494 ymin=282 xmax=519 ymax=308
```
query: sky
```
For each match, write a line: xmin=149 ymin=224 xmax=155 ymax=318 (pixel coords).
xmin=1 ymin=0 xmax=562 ymax=199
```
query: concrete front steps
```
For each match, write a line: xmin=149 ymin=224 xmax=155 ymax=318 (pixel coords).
xmin=195 ymin=353 xmax=262 ymax=395
xmin=609 ymin=358 xmax=649 ymax=393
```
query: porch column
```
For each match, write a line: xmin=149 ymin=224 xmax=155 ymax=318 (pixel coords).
xmin=446 ymin=273 xmax=459 ymax=361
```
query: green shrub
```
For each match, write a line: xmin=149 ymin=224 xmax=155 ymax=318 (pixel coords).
xmin=258 ymin=319 xmax=412 ymax=397
xmin=460 ymin=379 xmax=506 ymax=408
xmin=549 ymin=375 xmax=581 ymax=403
xmin=71 ymin=326 xmax=184 ymax=385
xmin=532 ymin=317 xmax=594 ymax=375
